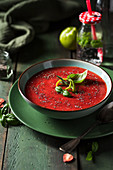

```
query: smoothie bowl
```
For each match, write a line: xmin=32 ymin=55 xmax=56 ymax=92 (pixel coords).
xmin=18 ymin=59 xmax=112 ymax=119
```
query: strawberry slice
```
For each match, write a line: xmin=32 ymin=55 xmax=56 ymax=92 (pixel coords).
xmin=0 ymin=104 xmax=4 ymax=108
xmin=63 ymin=153 xmax=74 ymax=163
xmin=0 ymin=98 xmax=5 ymax=108
xmin=0 ymin=98 xmax=5 ymax=104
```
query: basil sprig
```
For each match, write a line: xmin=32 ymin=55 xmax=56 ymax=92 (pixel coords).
xmin=55 ymin=70 xmax=88 ymax=97
xmin=0 ymin=103 xmax=21 ymax=127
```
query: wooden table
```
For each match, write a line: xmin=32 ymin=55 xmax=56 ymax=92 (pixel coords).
xmin=0 ymin=20 xmax=113 ymax=170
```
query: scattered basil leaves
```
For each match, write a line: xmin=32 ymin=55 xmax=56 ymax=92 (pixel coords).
xmin=0 ymin=103 xmax=21 ymax=127
xmin=86 ymin=142 xmax=99 ymax=161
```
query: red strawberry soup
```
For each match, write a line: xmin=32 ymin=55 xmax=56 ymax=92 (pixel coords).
xmin=25 ymin=66 xmax=107 ymax=111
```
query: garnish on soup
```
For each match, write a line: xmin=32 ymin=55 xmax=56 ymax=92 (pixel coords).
xmin=55 ymin=70 xmax=88 ymax=97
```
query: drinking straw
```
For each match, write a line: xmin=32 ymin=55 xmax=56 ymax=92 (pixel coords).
xmin=91 ymin=25 xmax=97 ymax=40
xmin=86 ymin=0 xmax=92 ymax=15
xmin=86 ymin=0 xmax=97 ymax=40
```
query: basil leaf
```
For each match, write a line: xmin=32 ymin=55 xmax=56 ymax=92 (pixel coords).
xmin=91 ymin=39 xmax=103 ymax=48
xmin=6 ymin=117 xmax=21 ymax=126
xmin=86 ymin=151 xmax=93 ymax=161
xmin=5 ymin=113 xmax=21 ymax=126
xmin=1 ymin=103 xmax=9 ymax=115
xmin=67 ymin=74 xmax=77 ymax=80
xmin=0 ymin=114 xmax=6 ymax=127
xmin=92 ymin=142 xmax=99 ymax=152
xmin=55 ymin=86 xmax=63 ymax=93
xmin=77 ymin=32 xmax=91 ymax=48
xmin=63 ymin=90 xmax=71 ymax=97
xmin=68 ymin=70 xmax=88 ymax=83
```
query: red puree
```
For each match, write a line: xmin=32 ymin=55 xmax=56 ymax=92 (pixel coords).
xmin=25 ymin=66 xmax=107 ymax=111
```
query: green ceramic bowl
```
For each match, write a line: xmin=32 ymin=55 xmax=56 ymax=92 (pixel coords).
xmin=18 ymin=59 xmax=112 ymax=119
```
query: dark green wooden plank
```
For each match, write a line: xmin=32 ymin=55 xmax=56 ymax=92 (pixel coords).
xmin=0 ymin=54 xmax=19 ymax=169
xmin=0 ymin=80 xmax=13 ymax=169
xmin=0 ymin=126 xmax=7 ymax=168
xmin=4 ymin=126 xmax=78 ymax=170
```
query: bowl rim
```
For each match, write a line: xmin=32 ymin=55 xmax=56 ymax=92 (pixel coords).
xmin=18 ymin=58 xmax=113 ymax=113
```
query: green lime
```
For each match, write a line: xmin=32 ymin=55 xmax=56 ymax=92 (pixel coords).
xmin=59 ymin=27 xmax=77 ymax=50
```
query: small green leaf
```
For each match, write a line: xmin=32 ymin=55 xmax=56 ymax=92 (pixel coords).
xmin=67 ymin=70 xmax=88 ymax=84
xmin=1 ymin=103 xmax=9 ymax=115
xmin=63 ymin=90 xmax=71 ymax=97
xmin=77 ymin=32 xmax=91 ymax=48
xmin=67 ymin=74 xmax=77 ymax=80
xmin=55 ymin=86 xmax=63 ymax=93
xmin=5 ymin=113 xmax=15 ymax=119
xmin=91 ymin=39 xmax=103 ymax=48
xmin=86 ymin=151 xmax=93 ymax=161
xmin=92 ymin=142 xmax=99 ymax=152
xmin=0 ymin=114 xmax=7 ymax=127
xmin=5 ymin=113 xmax=21 ymax=126
xmin=6 ymin=118 xmax=21 ymax=126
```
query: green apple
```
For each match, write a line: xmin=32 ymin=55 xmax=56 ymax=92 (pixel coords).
xmin=59 ymin=27 xmax=77 ymax=50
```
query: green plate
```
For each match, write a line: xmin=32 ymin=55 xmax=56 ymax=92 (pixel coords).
xmin=8 ymin=67 xmax=113 ymax=139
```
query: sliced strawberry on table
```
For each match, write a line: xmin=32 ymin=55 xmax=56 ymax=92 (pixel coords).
xmin=0 ymin=98 xmax=5 ymax=104
xmin=0 ymin=104 xmax=4 ymax=108
xmin=0 ymin=98 xmax=5 ymax=107
xmin=63 ymin=153 xmax=74 ymax=163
